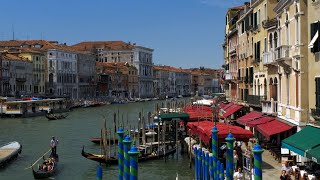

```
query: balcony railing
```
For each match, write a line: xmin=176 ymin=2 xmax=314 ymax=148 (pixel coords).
xmin=262 ymin=18 xmax=278 ymax=29
xmin=311 ymin=108 xmax=320 ymax=121
xmin=247 ymin=95 xmax=266 ymax=106
xmin=262 ymin=51 xmax=276 ymax=65
xmin=275 ymin=45 xmax=290 ymax=61
xmin=261 ymin=100 xmax=278 ymax=115
xmin=16 ymin=77 xmax=26 ymax=82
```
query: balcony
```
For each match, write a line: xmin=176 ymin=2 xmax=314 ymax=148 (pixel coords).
xmin=252 ymin=24 xmax=261 ymax=33
xmin=229 ymin=48 xmax=236 ymax=56
xmin=16 ymin=77 xmax=26 ymax=82
xmin=262 ymin=51 xmax=277 ymax=66
xmin=247 ymin=95 xmax=266 ymax=107
xmin=261 ymin=100 xmax=278 ymax=116
xmin=275 ymin=45 xmax=290 ymax=60
xmin=262 ymin=18 xmax=278 ymax=29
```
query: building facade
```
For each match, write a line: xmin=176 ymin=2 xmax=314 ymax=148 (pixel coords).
xmin=77 ymin=52 xmax=96 ymax=99
xmin=224 ymin=5 xmax=245 ymax=102
xmin=18 ymin=48 xmax=47 ymax=96
xmin=274 ymin=0 xmax=309 ymax=129
xmin=1 ymin=53 xmax=33 ymax=97
xmin=308 ymin=0 xmax=320 ymax=124
xmin=72 ymin=41 xmax=154 ymax=98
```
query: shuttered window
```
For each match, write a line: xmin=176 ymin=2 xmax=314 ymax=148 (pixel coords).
xmin=316 ymin=78 xmax=320 ymax=108
xmin=311 ymin=22 xmax=320 ymax=53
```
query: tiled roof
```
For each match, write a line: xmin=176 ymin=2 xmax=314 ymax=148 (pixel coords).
xmin=153 ymin=65 xmax=190 ymax=73
xmin=0 ymin=40 xmax=80 ymax=53
xmin=72 ymin=41 xmax=135 ymax=51
xmin=1 ymin=53 xmax=29 ymax=61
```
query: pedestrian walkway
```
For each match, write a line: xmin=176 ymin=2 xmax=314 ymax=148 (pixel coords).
xmin=262 ymin=148 xmax=281 ymax=179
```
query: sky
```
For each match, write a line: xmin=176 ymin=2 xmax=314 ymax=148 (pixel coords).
xmin=0 ymin=0 xmax=247 ymax=69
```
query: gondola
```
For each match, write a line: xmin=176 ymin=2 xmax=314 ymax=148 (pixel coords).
xmin=32 ymin=154 xmax=59 ymax=179
xmin=0 ymin=141 xmax=22 ymax=167
xmin=46 ymin=114 xmax=67 ymax=121
xmin=90 ymin=137 xmax=118 ymax=145
xmin=81 ymin=146 xmax=116 ymax=164
xmin=81 ymin=145 xmax=176 ymax=165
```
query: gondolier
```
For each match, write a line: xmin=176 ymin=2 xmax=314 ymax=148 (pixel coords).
xmin=50 ymin=136 xmax=58 ymax=156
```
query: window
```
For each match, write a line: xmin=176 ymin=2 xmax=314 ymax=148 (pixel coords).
xmin=316 ymin=78 xmax=320 ymax=108
xmin=258 ymin=9 xmax=260 ymax=25
xmin=310 ymin=21 xmax=320 ymax=53
xmin=295 ymin=3 xmax=300 ymax=45
xmin=264 ymin=37 xmax=267 ymax=52
xmin=241 ymin=21 xmax=245 ymax=34
xmin=264 ymin=4 xmax=267 ymax=21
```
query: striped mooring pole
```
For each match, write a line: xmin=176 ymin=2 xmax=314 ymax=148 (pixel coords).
xmin=128 ymin=145 xmax=139 ymax=180
xmin=194 ymin=145 xmax=199 ymax=180
xmin=211 ymin=126 xmax=219 ymax=179
xmin=225 ymin=132 xmax=235 ymax=180
xmin=252 ymin=143 xmax=264 ymax=180
xmin=205 ymin=151 xmax=209 ymax=180
xmin=216 ymin=160 xmax=221 ymax=180
xmin=123 ymin=135 xmax=132 ymax=180
xmin=209 ymin=153 xmax=213 ymax=180
xmin=117 ymin=127 xmax=124 ymax=180
xmin=220 ymin=163 xmax=224 ymax=180
xmin=202 ymin=148 xmax=205 ymax=180
xmin=197 ymin=146 xmax=202 ymax=180
xmin=96 ymin=164 xmax=103 ymax=180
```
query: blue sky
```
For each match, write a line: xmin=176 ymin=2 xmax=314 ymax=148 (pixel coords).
xmin=0 ymin=0 xmax=247 ymax=68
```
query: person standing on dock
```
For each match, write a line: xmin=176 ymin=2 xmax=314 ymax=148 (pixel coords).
xmin=50 ymin=136 xmax=59 ymax=156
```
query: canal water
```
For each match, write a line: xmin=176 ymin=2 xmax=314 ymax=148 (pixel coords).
xmin=0 ymin=99 xmax=195 ymax=180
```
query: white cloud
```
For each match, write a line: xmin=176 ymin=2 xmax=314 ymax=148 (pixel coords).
xmin=199 ymin=0 xmax=247 ymax=8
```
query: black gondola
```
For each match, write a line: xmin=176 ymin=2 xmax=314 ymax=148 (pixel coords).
xmin=46 ymin=114 xmax=67 ymax=121
xmin=81 ymin=145 xmax=176 ymax=165
xmin=32 ymin=154 xmax=59 ymax=179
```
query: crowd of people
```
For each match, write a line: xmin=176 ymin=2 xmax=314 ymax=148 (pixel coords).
xmin=38 ymin=158 xmax=55 ymax=172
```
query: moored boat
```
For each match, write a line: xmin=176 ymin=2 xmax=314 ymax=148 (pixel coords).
xmin=32 ymin=154 xmax=59 ymax=179
xmin=81 ymin=146 xmax=115 ymax=164
xmin=0 ymin=141 xmax=22 ymax=167
xmin=81 ymin=144 xmax=176 ymax=165
xmin=46 ymin=113 xmax=67 ymax=120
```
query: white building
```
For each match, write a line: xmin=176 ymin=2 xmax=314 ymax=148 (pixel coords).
xmin=72 ymin=41 xmax=154 ymax=98
xmin=47 ymin=48 xmax=78 ymax=99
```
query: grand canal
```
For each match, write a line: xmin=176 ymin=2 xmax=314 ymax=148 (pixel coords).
xmin=0 ymin=99 xmax=194 ymax=180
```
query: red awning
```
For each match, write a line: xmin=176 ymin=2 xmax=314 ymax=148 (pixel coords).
xmin=219 ymin=102 xmax=229 ymax=108
xmin=256 ymin=120 xmax=293 ymax=140
xmin=245 ymin=117 xmax=274 ymax=128
xmin=223 ymin=103 xmax=234 ymax=110
xmin=236 ymin=111 xmax=264 ymax=125
xmin=187 ymin=121 xmax=253 ymax=145
xmin=221 ymin=105 xmax=243 ymax=118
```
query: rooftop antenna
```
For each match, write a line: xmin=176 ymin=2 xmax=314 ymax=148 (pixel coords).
xmin=41 ymin=32 xmax=43 ymax=40
xmin=12 ymin=24 xmax=15 ymax=40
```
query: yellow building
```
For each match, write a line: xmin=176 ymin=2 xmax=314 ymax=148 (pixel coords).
xmin=250 ymin=0 xmax=278 ymax=108
xmin=308 ymin=1 xmax=320 ymax=125
xmin=237 ymin=3 xmax=254 ymax=104
xmin=274 ymin=0 xmax=308 ymax=129
xmin=19 ymin=48 xmax=47 ymax=95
